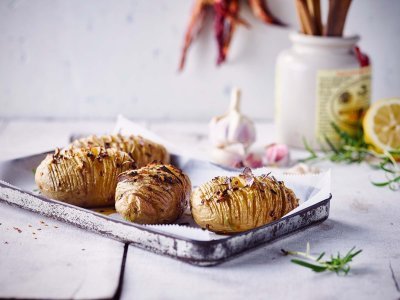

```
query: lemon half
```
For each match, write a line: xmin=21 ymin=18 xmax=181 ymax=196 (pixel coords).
xmin=363 ymin=98 xmax=400 ymax=152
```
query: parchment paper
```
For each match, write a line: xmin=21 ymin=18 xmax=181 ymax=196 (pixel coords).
xmin=110 ymin=115 xmax=331 ymax=241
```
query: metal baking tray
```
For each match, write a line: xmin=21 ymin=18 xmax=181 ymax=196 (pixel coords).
xmin=0 ymin=152 xmax=331 ymax=266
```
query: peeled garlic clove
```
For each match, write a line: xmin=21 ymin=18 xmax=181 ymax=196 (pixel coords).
xmin=210 ymin=144 xmax=245 ymax=168
xmin=209 ymin=88 xmax=256 ymax=149
xmin=243 ymin=152 xmax=264 ymax=168
xmin=265 ymin=143 xmax=290 ymax=167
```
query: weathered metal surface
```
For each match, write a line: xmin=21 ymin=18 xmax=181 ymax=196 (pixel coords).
xmin=0 ymin=153 xmax=330 ymax=266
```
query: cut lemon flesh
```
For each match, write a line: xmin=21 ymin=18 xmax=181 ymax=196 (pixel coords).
xmin=363 ymin=98 xmax=400 ymax=152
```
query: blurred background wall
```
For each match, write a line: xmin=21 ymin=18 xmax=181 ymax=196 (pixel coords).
xmin=0 ymin=0 xmax=399 ymax=121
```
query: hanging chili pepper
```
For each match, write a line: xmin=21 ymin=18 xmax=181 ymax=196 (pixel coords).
xmin=179 ymin=0 xmax=284 ymax=71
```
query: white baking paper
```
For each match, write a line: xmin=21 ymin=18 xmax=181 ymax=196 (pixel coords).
xmin=110 ymin=115 xmax=331 ymax=241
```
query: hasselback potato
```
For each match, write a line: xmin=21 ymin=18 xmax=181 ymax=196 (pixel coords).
xmin=70 ymin=134 xmax=170 ymax=168
xmin=35 ymin=147 xmax=136 ymax=207
xmin=190 ymin=168 xmax=299 ymax=233
xmin=115 ymin=163 xmax=191 ymax=224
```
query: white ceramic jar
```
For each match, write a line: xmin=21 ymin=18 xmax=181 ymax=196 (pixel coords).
xmin=275 ymin=32 xmax=371 ymax=149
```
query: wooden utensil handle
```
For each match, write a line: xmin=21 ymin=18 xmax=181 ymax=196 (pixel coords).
xmin=307 ymin=0 xmax=322 ymax=35
xmin=326 ymin=0 xmax=352 ymax=36
xmin=295 ymin=0 xmax=316 ymax=35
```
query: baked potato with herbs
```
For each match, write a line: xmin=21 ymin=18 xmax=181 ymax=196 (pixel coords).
xmin=70 ymin=134 xmax=169 ymax=168
xmin=115 ymin=163 xmax=191 ymax=224
xmin=35 ymin=147 xmax=136 ymax=207
xmin=190 ymin=168 xmax=299 ymax=234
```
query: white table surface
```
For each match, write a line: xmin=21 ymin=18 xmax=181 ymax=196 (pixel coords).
xmin=0 ymin=119 xmax=399 ymax=300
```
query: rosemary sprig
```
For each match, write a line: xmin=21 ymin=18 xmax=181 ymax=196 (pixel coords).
xmin=302 ymin=137 xmax=319 ymax=162
xmin=281 ymin=242 xmax=362 ymax=275
xmin=371 ymin=158 xmax=400 ymax=190
xmin=301 ymin=122 xmax=400 ymax=190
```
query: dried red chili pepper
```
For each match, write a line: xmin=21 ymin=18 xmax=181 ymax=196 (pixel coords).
xmin=179 ymin=0 xmax=209 ymax=71
xmin=354 ymin=46 xmax=370 ymax=67
xmin=248 ymin=0 xmax=285 ymax=25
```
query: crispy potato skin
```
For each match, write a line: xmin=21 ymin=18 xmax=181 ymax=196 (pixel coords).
xmin=115 ymin=164 xmax=191 ymax=224
xmin=35 ymin=147 xmax=136 ymax=208
xmin=190 ymin=173 xmax=299 ymax=234
xmin=70 ymin=134 xmax=169 ymax=168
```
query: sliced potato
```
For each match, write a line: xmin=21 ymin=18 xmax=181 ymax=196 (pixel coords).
xmin=190 ymin=169 xmax=299 ymax=234
xmin=70 ymin=134 xmax=170 ymax=168
xmin=35 ymin=147 xmax=135 ymax=207
xmin=115 ymin=163 xmax=191 ymax=224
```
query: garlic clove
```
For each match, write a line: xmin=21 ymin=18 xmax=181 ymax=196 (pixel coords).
xmin=243 ymin=152 xmax=264 ymax=168
xmin=209 ymin=88 xmax=256 ymax=149
xmin=264 ymin=143 xmax=290 ymax=167
xmin=210 ymin=144 xmax=245 ymax=168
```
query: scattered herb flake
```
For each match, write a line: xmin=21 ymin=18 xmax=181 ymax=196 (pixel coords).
xmin=13 ymin=227 xmax=22 ymax=233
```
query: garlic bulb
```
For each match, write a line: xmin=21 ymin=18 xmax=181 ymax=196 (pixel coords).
xmin=209 ymin=88 xmax=256 ymax=150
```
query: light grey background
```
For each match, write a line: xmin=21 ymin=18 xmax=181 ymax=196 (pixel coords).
xmin=0 ymin=0 xmax=399 ymax=121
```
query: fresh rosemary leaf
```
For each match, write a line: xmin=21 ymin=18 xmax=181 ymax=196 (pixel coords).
xmin=379 ymin=164 xmax=396 ymax=174
xmin=316 ymin=252 xmax=325 ymax=261
xmin=291 ymin=259 xmax=327 ymax=272
xmin=372 ymin=176 xmax=400 ymax=187
xmin=346 ymin=248 xmax=363 ymax=260
xmin=323 ymin=134 xmax=339 ymax=154
xmin=302 ymin=137 xmax=318 ymax=161
xmin=372 ymin=181 xmax=392 ymax=187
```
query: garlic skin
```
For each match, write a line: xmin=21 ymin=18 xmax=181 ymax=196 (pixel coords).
xmin=209 ymin=88 xmax=256 ymax=150
xmin=264 ymin=143 xmax=290 ymax=167
xmin=285 ymin=163 xmax=320 ymax=175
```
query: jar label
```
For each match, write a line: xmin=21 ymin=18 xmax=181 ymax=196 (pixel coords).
xmin=316 ymin=66 xmax=371 ymax=144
